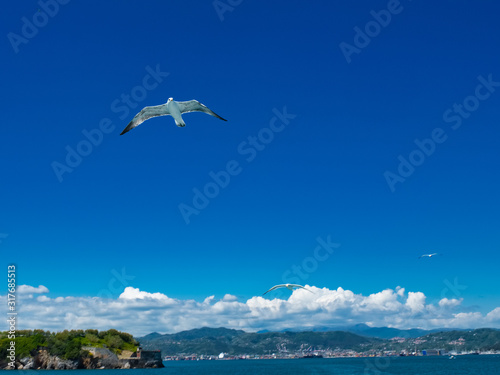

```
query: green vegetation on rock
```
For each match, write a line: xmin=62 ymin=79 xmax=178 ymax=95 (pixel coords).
xmin=0 ymin=329 xmax=139 ymax=362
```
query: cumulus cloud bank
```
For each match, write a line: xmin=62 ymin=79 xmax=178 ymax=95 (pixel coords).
xmin=1 ymin=285 xmax=499 ymax=336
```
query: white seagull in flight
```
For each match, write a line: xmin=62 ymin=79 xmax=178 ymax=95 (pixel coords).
xmin=263 ymin=284 xmax=313 ymax=295
xmin=418 ymin=253 xmax=439 ymax=259
xmin=120 ymin=98 xmax=227 ymax=135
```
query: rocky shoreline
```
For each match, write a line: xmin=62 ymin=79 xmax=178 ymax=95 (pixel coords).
xmin=3 ymin=350 xmax=164 ymax=370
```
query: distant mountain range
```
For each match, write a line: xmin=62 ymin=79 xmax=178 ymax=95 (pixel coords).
xmin=136 ymin=326 xmax=500 ymax=356
xmin=137 ymin=327 xmax=380 ymax=355
xmin=261 ymin=323 xmax=457 ymax=339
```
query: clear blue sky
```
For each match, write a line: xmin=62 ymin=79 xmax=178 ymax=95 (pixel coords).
xmin=1 ymin=0 xmax=500 ymax=325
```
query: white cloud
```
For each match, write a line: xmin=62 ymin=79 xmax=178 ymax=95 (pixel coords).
xmin=396 ymin=286 xmax=405 ymax=297
xmin=222 ymin=294 xmax=238 ymax=302
xmin=486 ymin=307 xmax=500 ymax=322
xmin=119 ymin=287 xmax=172 ymax=301
xmin=438 ymin=298 xmax=462 ymax=309
xmin=406 ymin=292 xmax=426 ymax=313
xmin=203 ymin=295 xmax=215 ymax=305
xmin=1 ymin=284 xmax=499 ymax=336
xmin=17 ymin=285 xmax=49 ymax=295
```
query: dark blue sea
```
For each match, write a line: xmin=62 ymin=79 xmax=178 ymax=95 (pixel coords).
xmin=46 ymin=355 xmax=500 ymax=374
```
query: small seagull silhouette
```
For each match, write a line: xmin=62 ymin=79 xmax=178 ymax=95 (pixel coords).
xmin=263 ymin=284 xmax=313 ymax=295
xmin=418 ymin=253 xmax=439 ymax=259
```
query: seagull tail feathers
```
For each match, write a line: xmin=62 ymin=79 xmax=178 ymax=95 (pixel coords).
xmin=175 ymin=118 xmax=186 ymax=127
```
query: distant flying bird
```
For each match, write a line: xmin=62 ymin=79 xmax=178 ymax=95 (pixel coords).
xmin=418 ymin=253 xmax=439 ymax=259
xmin=120 ymin=98 xmax=227 ymax=135
xmin=263 ymin=284 xmax=313 ymax=295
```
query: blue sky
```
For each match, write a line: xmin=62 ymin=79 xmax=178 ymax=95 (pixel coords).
xmin=1 ymin=1 xmax=500 ymax=333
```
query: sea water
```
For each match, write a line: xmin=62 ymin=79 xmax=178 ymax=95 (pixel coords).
xmin=47 ymin=355 xmax=500 ymax=374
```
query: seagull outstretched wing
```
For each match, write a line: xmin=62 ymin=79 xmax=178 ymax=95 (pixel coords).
xmin=263 ymin=284 xmax=314 ymax=295
xmin=120 ymin=104 xmax=169 ymax=135
xmin=177 ymin=100 xmax=227 ymax=121
xmin=263 ymin=284 xmax=284 ymax=295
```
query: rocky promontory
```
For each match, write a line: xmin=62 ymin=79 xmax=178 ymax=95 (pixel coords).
xmin=0 ymin=329 xmax=163 ymax=370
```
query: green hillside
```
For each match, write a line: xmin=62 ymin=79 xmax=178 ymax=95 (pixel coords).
xmin=0 ymin=329 xmax=138 ymax=363
xmin=416 ymin=329 xmax=500 ymax=351
xmin=138 ymin=327 xmax=500 ymax=356
xmin=138 ymin=327 xmax=381 ymax=355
